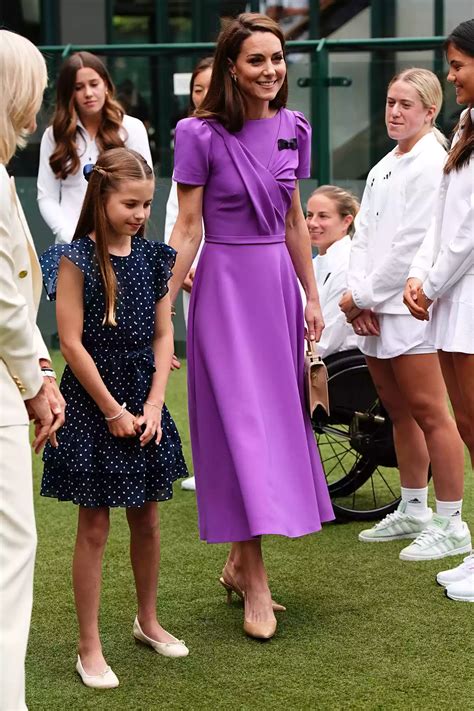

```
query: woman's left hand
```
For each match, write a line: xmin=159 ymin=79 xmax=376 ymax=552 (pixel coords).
xmin=339 ymin=290 xmax=362 ymax=323
xmin=305 ymin=299 xmax=325 ymax=342
xmin=135 ymin=402 xmax=163 ymax=447
xmin=42 ymin=376 xmax=66 ymax=446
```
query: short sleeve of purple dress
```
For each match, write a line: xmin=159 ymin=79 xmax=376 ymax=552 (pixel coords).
xmin=173 ymin=109 xmax=334 ymax=543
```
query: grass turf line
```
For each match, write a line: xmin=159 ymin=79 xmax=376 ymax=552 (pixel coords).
xmin=26 ymin=353 xmax=473 ymax=710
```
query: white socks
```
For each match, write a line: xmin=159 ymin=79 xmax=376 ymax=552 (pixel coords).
xmin=436 ymin=499 xmax=463 ymax=530
xmin=401 ymin=486 xmax=430 ymax=518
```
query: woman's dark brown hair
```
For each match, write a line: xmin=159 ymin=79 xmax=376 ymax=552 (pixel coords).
xmin=188 ymin=56 xmax=214 ymax=114
xmin=444 ymin=19 xmax=474 ymax=173
xmin=73 ymin=147 xmax=154 ymax=326
xmin=195 ymin=13 xmax=288 ymax=132
xmin=50 ymin=52 xmax=126 ymax=179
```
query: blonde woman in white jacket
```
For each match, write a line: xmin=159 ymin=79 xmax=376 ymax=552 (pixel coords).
xmin=404 ymin=20 xmax=474 ymax=602
xmin=305 ymin=185 xmax=359 ymax=358
xmin=340 ymin=68 xmax=469 ymax=563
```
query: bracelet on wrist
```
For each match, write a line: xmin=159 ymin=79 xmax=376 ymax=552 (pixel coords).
xmin=145 ymin=400 xmax=162 ymax=410
xmin=41 ymin=367 xmax=56 ymax=379
xmin=104 ymin=402 xmax=127 ymax=422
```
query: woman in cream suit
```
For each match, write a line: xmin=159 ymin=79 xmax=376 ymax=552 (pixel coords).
xmin=0 ymin=31 xmax=65 ymax=710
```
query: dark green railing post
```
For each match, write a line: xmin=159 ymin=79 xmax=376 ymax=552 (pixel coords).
xmin=154 ymin=0 xmax=172 ymax=176
xmin=434 ymin=0 xmax=445 ymax=125
xmin=40 ymin=0 xmax=60 ymax=44
xmin=369 ymin=0 xmax=396 ymax=167
xmin=312 ymin=39 xmax=330 ymax=185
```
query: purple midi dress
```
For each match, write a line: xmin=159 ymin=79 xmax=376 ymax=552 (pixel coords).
xmin=173 ymin=108 xmax=334 ymax=543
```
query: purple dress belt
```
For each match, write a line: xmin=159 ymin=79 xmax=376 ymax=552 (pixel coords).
xmin=204 ymin=233 xmax=286 ymax=245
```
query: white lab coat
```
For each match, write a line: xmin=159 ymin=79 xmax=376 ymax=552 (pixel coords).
xmin=311 ymin=235 xmax=358 ymax=358
xmin=37 ymin=114 xmax=152 ymax=244
xmin=409 ymin=108 xmax=474 ymax=353
xmin=348 ymin=131 xmax=446 ymax=313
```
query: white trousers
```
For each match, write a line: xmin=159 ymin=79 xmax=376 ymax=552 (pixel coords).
xmin=0 ymin=426 xmax=37 ymax=711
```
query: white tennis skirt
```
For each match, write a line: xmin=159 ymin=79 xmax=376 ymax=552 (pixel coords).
xmin=427 ymin=274 xmax=474 ymax=354
xmin=358 ymin=313 xmax=435 ymax=359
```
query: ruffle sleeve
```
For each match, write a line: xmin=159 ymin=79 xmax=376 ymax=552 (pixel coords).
xmin=294 ymin=111 xmax=312 ymax=179
xmin=148 ymin=241 xmax=177 ymax=301
xmin=39 ymin=238 xmax=95 ymax=302
xmin=173 ymin=117 xmax=212 ymax=186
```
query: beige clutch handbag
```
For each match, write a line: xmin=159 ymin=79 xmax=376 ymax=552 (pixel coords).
xmin=304 ymin=339 xmax=330 ymax=417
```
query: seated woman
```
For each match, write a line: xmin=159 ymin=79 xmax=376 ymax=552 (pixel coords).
xmin=305 ymin=185 xmax=359 ymax=358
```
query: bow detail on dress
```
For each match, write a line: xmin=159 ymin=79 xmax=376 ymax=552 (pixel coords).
xmin=126 ymin=347 xmax=156 ymax=375
xmin=278 ymin=138 xmax=298 ymax=151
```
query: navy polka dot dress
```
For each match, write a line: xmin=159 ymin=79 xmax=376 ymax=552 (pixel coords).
xmin=39 ymin=235 xmax=188 ymax=508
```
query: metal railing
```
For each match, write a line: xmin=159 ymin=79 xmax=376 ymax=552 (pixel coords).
xmin=39 ymin=36 xmax=447 ymax=184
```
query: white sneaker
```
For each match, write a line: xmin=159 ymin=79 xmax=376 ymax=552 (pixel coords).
xmin=436 ymin=552 xmax=474 ymax=587
xmin=358 ymin=501 xmax=432 ymax=542
xmin=181 ymin=476 xmax=196 ymax=491
xmin=399 ymin=515 xmax=471 ymax=561
xmin=445 ymin=569 xmax=474 ymax=602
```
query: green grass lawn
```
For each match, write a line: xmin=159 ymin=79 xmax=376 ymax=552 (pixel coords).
xmin=27 ymin=353 xmax=473 ymax=710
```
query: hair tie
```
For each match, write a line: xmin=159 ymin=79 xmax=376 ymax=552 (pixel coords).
xmin=83 ymin=163 xmax=107 ymax=182
xmin=83 ymin=163 xmax=95 ymax=182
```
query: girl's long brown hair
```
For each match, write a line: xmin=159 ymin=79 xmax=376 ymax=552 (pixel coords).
xmin=73 ymin=147 xmax=154 ymax=326
xmin=444 ymin=19 xmax=474 ymax=174
xmin=50 ymin=52 xmax=126 ymax=179
xmin=195 ymin=13 xmax=288 ymax=132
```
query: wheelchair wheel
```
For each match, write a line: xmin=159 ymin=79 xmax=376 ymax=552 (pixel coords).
xmin=313 ymin=349 xmax=401 ymax=522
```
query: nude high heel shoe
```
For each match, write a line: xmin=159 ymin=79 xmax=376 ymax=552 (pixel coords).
xmin=242 ymin=593 xmax=277 ymax=640
xmin=219 ymin=567 xmax=286 ymax=612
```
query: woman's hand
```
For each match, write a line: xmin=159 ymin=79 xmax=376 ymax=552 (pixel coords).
xmin=351 ymin=309 xmax=380 ymax=337
xmin=305 ymin=299 xmax=325 ymax=342
xmin=107 ymin=409 xmax=138 ymax=439
xmin=339 ymin=290 xmax=363 ymax=322
xmin=135 ymin=402 xmax=163 ymax=447
xmin=170 ymin=354 xmax=181 ymax=370
xmin=41 ymin=376 xmax=66 ymax=447
xmin=182 ymin=267 xmax=196 ymax=294
xmin=403 ymin=278 xmax=431 ymax=320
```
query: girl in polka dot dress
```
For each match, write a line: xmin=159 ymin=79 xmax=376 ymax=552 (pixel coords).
xmin=40 ymin=147 xmax=189 ymax=689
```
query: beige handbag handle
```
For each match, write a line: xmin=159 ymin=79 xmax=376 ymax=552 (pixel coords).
xmin=305 ymin=338 xmax=320 ymax=358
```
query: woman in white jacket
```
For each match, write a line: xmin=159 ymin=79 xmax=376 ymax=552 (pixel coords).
xmin=340 ymin=68 xmax=469 ymax=563
xmin=404 ymin=20 xmax=474 ymax=602
xmin=0 ymin=30 xmax=65 ymax=709
xmin=164 ymin=57 xmax=213 ymax=492
xmin=305 ymin=185 xmax=359 ymax=358
xmin=37 ymin=52 xmax=152 ymax=244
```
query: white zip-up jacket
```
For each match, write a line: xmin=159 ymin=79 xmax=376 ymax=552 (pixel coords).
xmin=37 ymin=114 xmax=152 ymax=244
xmin=348 ymin=131 xmax=446 ymax=314
xmin=312 ymin=235 xmax=358 ymax=358
xmin=409 ymin=108 xmax=474 ymax=301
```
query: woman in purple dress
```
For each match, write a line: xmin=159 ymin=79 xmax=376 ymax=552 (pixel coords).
xmin=168 ymin=13 xmax=334 ymax=640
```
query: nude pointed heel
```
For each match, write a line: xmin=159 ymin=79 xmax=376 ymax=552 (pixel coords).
xmin=219 ymin=569 xmax=286 ymax=612
xmin=243 ymin=593 xmax=277 ymax=640
xmin=219 ymin=576 xmax=234 ymax=604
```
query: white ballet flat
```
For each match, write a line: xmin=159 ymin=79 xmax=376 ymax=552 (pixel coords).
xmin=133 ymin=616 xmax=189 ymax=658
xmin=76 ymin=655 xmax=119 ymax=689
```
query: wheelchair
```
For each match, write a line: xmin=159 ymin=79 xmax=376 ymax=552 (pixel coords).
xmin=312 ymin=349 xmax=401 ymax=522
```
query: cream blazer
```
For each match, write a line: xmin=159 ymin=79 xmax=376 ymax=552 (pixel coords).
xmin=0 ymin=163 xmax=50 ymax=427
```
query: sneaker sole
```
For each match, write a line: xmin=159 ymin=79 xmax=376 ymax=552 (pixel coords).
xmin=444 ymin=589 xmax=474 ymax=603
xmin=358 ymin=532 xmax=420 ymax=542
xmin=400 ymin=542 xmax=472 ymax=562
